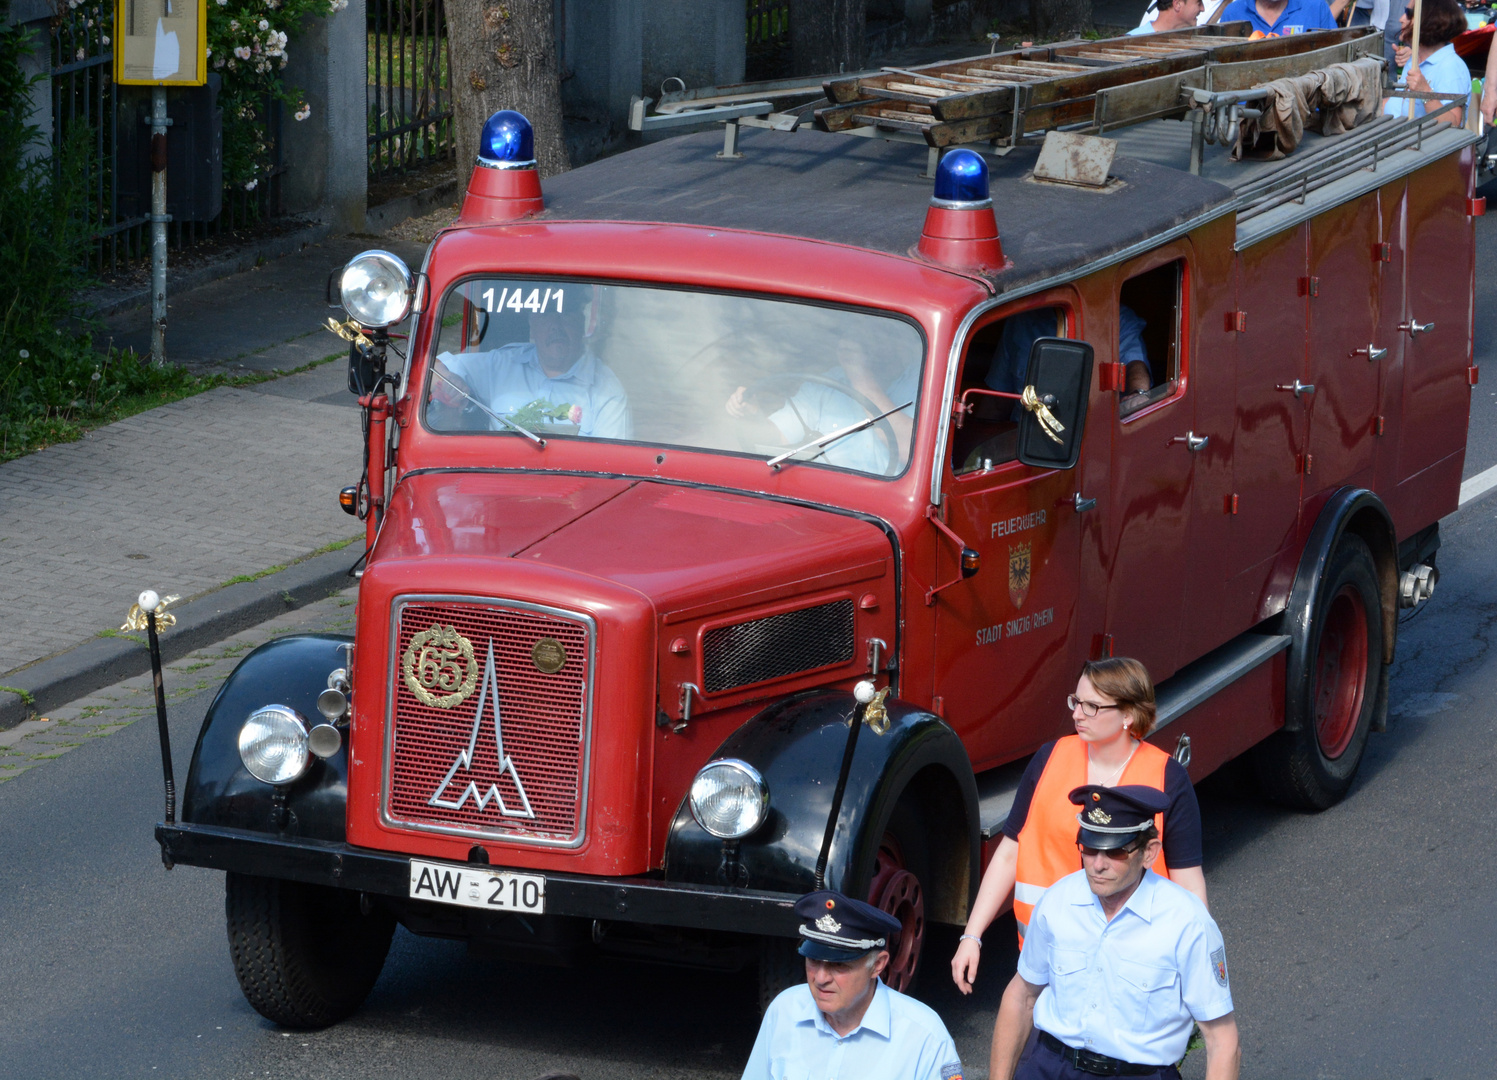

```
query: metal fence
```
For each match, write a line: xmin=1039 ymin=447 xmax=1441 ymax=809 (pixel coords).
xmin=49 ymin=5 xmax=283 ymax=275
xmin=746 ymin=0 xmax=793 ymax=80
xmin=367 ymin=0 xmax=454 ymax=181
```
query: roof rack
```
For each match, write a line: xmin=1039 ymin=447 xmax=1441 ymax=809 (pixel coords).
xmin=629 ymin=25 xmax=1383 ymax=160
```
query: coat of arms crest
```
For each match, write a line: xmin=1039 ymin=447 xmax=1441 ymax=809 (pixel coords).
xmin=1009 ymin=542 xmax=1032 ymax=609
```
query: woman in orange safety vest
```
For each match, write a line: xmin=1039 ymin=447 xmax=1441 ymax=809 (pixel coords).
xmin=950 ymin=656 xmax=1207 ymax=995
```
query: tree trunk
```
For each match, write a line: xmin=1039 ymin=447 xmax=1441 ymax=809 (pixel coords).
xmin=790 ymin=0 xmax=868 ymax=76
xmin=1030 ymin=0 xmax=1093 ymax=39
xmin=445 ymin=0 xmax=570 ymax=178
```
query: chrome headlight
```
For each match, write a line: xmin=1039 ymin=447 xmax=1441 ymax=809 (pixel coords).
xmin=237 ymin=705 xmax=310 ymax=785
xmin=689 ymin=758 xmax=769 ymax=839
xmin=339 ymin=249 xmax=412 ymax=328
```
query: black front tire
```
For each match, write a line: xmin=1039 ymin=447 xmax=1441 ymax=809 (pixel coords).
xmin=756 ymin=935 xmax=803 ymax=1016
xmin=1254 ymin=534 xmax=1382 ymax=810
xmin=226 ymin=873 xmax=396 ymax=1029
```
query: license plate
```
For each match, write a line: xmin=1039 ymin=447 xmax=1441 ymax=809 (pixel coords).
xmin=408 ymin=859 xmax=546 ymax=913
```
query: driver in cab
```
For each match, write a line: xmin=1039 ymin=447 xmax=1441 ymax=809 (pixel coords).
xmin=431 ymin=298 xmax=632 ymax=440
xmin=724 ymin=338 xmax=916 ymax=473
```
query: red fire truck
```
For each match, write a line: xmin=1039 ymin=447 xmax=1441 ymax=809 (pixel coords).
xmin=155 ymin=24 xmax=1479 ymax=1028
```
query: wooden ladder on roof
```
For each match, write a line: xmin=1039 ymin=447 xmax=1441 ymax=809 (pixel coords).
xmin=815 ymin=24 xmax=1383 ymax=147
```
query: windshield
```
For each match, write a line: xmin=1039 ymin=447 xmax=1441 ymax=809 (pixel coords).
xmin=423 ymin=279 xmax=925 ymax=477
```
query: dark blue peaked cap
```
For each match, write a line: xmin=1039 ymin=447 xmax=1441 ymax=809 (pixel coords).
xmin=1070 ymin=784 xmax=1170 ymax=850
xmin=795 ymin=890 xmax=902 ymax=961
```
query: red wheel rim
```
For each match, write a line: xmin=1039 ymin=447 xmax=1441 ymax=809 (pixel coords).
xmin=866 ymin=833 xmax=924 ymax=992
xmin=1313 ymin=584 xmax=1369 ymax=760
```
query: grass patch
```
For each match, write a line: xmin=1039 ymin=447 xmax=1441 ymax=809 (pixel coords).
xmin=0 ymin=685 xmax=35 ymax=705
xmin=97 ymin=628 xmax=145 ymax=645
xmin=214 ymin=642 xmax=252 ymax=659
xmin=223 ymin=563 xmax=289 ymax=587
xmin=174 ymin=660 xmax=216 ymax=673
xmin=0 ymin=353 xmax=342 ymax=465
xmin=309 ymin=537 xmax=358 ymax=557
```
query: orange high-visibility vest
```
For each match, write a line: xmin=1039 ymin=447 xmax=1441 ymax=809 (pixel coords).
xmin=1011 ymin=735 xmax=1172 ymax=944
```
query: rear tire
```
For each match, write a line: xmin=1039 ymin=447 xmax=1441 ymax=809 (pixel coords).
xmin=1254 ymin=535 xmax=1382 ymax=810
xmin=226 ymin=873 xmax=395 ymax=1029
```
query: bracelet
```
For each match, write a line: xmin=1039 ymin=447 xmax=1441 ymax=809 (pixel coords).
xmin=959 ymin=933 xmax=982 ymax=947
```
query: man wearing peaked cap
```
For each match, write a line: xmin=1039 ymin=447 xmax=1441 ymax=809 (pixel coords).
xmin=741 ymin=890 xmax=965 ymax=1080
xmin=990 ymin=786 xmax=1241 ymax=1080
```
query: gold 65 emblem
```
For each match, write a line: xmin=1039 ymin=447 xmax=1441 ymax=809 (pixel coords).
xmin=401 ymin=624 xmax=478 ymax=708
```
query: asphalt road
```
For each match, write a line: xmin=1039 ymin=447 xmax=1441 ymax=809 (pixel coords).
xmin=4 ymin=215 xmax=1497 ymax=1079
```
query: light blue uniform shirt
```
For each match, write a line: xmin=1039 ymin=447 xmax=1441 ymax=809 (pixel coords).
xmin=1217 ymin=0 xmax=1337 ymax=34
xmin=1384 ymin=44 xmax=1471 ymax=119
xmin=767 ymin=365 xmax=918 ymax=474
xmin=439 ymin=344 xmax=631 ymax=439
xmin=1018 ymin=868 xmax=1234 ymax=1067
xmin=742 ymin=979 xmax=963 ymax=1080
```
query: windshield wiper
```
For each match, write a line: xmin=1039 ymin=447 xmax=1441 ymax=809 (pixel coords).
xmin=766 ymin=400 xmax=913 ymax=470
xmin=431 ymin=367 xmax=545 ymax=447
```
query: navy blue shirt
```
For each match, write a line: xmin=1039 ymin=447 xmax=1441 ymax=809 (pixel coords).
xmin=1002 ymin=739 xmax=1203 ymax=868
xmin=1218 ymin=0 xmax=1337 ymax=33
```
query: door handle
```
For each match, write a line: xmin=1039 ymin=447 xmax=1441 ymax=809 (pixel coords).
xmin=1274 ymin=380 xmax=1316 ymax=398
xmin=1398 ymin=318 xmax=1435 ymax=336
xmin=1073 ymin=493 xmax=1097 ymax=513
xmin=1353 ymin=344 xmax=1388 ymax=361
xmin=1170 ymin=432 xmax=1208 ymax=452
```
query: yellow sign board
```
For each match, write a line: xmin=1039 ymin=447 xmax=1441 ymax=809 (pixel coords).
xmin=113 ymin=0 xmax=208 ymax=86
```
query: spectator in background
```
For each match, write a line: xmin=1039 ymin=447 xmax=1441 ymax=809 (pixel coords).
xmin=1385 ymin=0 xmax=1471 ymax=121
xmin=1215 ymin=0 xmax=1341 ymax=34
xmin=1131 ymin=0 xmax=1209 ymax=34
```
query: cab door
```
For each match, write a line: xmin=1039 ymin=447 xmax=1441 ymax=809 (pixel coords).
xmin=1103 ymin=253 xmax=1196 ymax=682
xmin=932 ymin=298 xmax=1085 ymax=768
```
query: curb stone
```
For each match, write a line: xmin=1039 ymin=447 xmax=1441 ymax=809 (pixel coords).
xmin=0 ymin=544 xmax=363 ymax=732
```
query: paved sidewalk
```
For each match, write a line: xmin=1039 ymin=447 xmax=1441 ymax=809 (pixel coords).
xmin=0 ymin=235 xmax=423 ymax=698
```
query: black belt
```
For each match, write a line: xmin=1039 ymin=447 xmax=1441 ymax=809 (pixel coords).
xmin=1037 ymin=1030 xmax=1162 ymax=1077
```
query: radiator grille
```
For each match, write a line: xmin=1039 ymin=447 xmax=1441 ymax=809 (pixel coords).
xmin=702 ymin=599 xmax=856 ymax=693
xmin=386 ymin=600 xmax=590 ymax=846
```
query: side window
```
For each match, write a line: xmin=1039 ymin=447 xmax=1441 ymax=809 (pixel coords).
xmin=950 ymin=305 xmax=1065 ymax=476
xmin=1117 ymin=261 xmax=1183 ymax=418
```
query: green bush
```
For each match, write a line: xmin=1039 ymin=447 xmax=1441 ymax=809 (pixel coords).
xmin=0 ymin=1 xmax=198 ymax=461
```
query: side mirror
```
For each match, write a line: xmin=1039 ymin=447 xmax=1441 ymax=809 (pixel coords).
xmin=1017 ymin=337 xmax=1094 ymax=471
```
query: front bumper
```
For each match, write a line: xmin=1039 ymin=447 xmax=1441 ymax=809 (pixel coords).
xmin=156 ymin=822 xmax=800 ymax=937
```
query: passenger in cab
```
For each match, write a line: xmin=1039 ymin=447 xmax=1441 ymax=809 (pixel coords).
xmin=1128 ymin=0 xmax=1206 ymax=35
xmin=1119 ymin=305 xmax=1154 ymax=396
xmin=950 ymin=657 xmax=1207 ymax=995
xmin=1384 ymin=0 xmax=1470 ymax=121
xmin=431 ymin=302 xmax=632 ymax=439
xmin=724 ymin=338 xmax=916 ymax=473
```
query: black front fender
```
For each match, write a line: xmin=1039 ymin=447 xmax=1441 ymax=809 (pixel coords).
xmin=664 ymin=692 xmax=979 ymax=923
xmin=182 ymin=634 xmax=352 ymax=841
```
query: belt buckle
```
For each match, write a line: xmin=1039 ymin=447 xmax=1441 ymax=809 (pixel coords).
xmin=1073 ymin=1047 xmax=1122 ymax=1076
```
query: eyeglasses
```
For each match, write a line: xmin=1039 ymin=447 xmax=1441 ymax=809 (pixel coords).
xmin=1078 ymin=841 xmax=1145 ymax=860
xmin=1067 ymin=694 xmax=1124 ymax=717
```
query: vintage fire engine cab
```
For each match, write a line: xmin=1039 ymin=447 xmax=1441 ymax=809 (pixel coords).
xmin=157 ymin=23 xmax=1478 ymax=1029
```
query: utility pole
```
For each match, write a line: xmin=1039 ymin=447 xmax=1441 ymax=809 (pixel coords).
xmin=149 ymin=87 xmax=171 ymax=365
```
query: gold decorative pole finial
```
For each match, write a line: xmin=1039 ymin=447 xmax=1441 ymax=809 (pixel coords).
xmin=122 ymin=590 xmax=180 ymax=632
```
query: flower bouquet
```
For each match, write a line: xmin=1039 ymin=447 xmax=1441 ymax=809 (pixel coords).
xmin=504 ymin=398 xmax=582 ymax=433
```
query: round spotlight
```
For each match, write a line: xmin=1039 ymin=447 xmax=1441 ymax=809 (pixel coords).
xmin=316 ymin=687 xmax=348 ymax=722
xmin=477 ymin=109 xmax=536 ymax=170
xmin=307 ymin=723 xmax=343 ymax=759
xmin=237 ymin=705 xmax=310 ymax=785
xmin=339 ymin=249 xmax=412 ymax=329
xmin=688 ymin=758 xmax=769 ymax=840
xmin=933 ymin=148 xmax=991 ymax=207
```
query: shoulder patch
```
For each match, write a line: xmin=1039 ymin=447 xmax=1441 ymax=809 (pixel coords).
xmin=941 ymin=1062 xmax=964 ymax=1080
xmin=1210 ymin=945 xmax=1228 ymax=988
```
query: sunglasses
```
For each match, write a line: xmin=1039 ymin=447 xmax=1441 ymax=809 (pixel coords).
xmin=1067 ymin=694 xmax=1125 ymax=717
xmin=1404 ymin=5 xmax=1413 ymax=14
xmin=1078 ymin=841 xmax=1146 ymax=860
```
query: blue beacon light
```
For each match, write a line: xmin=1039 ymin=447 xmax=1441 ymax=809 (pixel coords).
xmin=932 ymin=148 xmax=991 ymax=206
xmin=477 ymin=110 xmax=536 ymax=169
